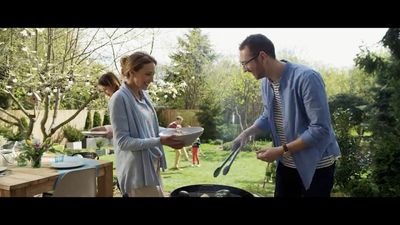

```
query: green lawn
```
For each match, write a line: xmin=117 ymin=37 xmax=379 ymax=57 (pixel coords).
xmin=100 ymin=143 xmax=275 ymax=197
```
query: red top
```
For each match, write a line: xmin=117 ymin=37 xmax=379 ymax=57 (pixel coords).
xmin=168 ymin=122 xmax=181 ymax=128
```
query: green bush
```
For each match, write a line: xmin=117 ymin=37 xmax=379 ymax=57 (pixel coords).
xmin=0 ymin=126 xmax=24 ymax=141
xmin=209 ymin=139 xmax=223 ymax=145
xmin=84 ymin=110 xmax=93 ymax=130
xmin=196 ymin=97 xmax=223 ymax=141
xmin=217 ymin=124 xmax=241 ymax=142
xmin=93 ymin=111 xmax=102 ymax=128
xmin=347 ymin=176 xmax=379 ymax=197
xmin=222 ymin=140 xmax=271 ymax=152
xmin=103 ymin=112 xmax=111 ymax=125
xmin=63 ymin=125 xmax=84 ymax=142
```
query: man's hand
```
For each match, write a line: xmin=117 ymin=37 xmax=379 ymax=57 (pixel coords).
xmin=256 ymin=147 xmax=284 ymax=162
xmin=232 ymin=131 xmax=250 ymax=150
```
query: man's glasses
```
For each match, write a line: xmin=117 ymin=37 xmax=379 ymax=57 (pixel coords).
xmin=240 ymin=52 xmax=260 ymax=71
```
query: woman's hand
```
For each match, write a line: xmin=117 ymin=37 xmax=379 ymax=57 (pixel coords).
xmin=160 ymin=135 xmax=185 ymax=149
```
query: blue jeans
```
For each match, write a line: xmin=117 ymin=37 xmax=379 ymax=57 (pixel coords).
xmin=274 ymin=161 xmax=335 ymax=197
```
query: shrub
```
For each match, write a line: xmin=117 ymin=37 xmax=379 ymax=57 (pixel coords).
xmin=209 ymin=139 xmax=223 ymax=145
xmin=63 ymin=125 xmax=84 ymax=142
xmin=222 ymin=140 xmax=271 ymax=152
xmin=93 ymin=111 xmax=102 ymax=128
xmin=103 ymin=112 xmax=111 ymax=125
xmin=84 ymin=110 xmax=93 ymax=130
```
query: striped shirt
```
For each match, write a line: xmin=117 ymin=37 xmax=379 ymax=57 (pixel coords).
xmin=271 ymin=81 xmax=335 ymax=169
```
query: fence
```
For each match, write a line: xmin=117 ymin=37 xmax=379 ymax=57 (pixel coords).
xmin=0 ymin=108 xmax=201 ymax=141
xmin=0 ymin=109 xmax=106 ymax=141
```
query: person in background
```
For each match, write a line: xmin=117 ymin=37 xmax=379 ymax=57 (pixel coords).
xmin=191 ymin=137 xmax=201 ymax=167
xmin=233 ymin=34 xmax=340 ymax=197
xmin=90 ymin=72 xmax=121 ymax=139
xmin=168 ymin=116 xmax=190 ymax=170
xmin=109 ymin=51 xmax=184 ymax=197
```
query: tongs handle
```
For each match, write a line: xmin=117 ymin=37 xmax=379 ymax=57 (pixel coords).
xmin=222 ymin=146 xmax=242 ymax=175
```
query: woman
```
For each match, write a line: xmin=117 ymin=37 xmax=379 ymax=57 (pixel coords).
xmin=109 ymin=51 xmax=184 ymax=197
xmin=90 ymin=72 xmax=121 ymax=139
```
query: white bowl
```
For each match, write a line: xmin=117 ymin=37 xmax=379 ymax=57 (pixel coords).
xmin=159 ymin=127 xmax=204 ymax=147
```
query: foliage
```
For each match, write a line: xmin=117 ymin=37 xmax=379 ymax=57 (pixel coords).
xmin=354 ymin=28 xmax=400 ymax=196
xmin=329 ymin=93 xmax=372 ymax=194
xmin=62 ymin=125 xmax=84 ymax=142
xmin=19 ymin=138 xmax=58 ymax=166
xmin=222 ymin=140 xmax=272 ymax=152
xmin=165 ymin=28 xmax=216 ymax=109
xmin=0 ymin=91 xmax=11 ymax=109
xmin=0 ymin=125 xmax=25 ymax=141
xmin=0 ymin=28 xmax=156 ymax=141
xmin=84 ymin=110 xmax=93 ymax=130
xmin=92 ymin=111 xmax=102 ymax=128
xmin=0 ymin=135 xmax=6 ymax=147
xmin=224 ymin=68 xmax=262 ymax=131
xmin=196 ymin=96 xmax=223 ymax=140
xmin=102 ymin=111 xmax=110 ymax=125
xmin=208 ymin=139 xmax=223 ymax=145
xmin=147 ymin=77 xmax=187 ymax=108
xmin=217 ymin=123 xmax=241 ymax=142
xmin=96 ymin=138 xmax=106 ymax=150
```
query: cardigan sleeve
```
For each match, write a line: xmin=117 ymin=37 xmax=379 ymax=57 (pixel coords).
xmin=109 ymin=93 xmax=161 ymax=151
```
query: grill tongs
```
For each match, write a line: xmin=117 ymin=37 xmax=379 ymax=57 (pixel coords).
xmin=213 ymin=142 xmax=242 ymax=177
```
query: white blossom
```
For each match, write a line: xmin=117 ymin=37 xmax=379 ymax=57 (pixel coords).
xmin=12 ymin=78 xmax=17 ymax=83
xmin=20 ymin=30 xmax=28 ymax=37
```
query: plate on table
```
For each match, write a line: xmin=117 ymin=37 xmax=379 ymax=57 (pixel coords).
xmin=0 ymin=166 xmax=7 ymax=173
xmin=82 ymin=131 xmax=108 ymax=136
xmin=51 ymin=161 xmax=84 ymax=169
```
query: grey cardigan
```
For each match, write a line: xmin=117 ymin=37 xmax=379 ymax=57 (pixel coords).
xmin=109 ymin=83 xmax=167 ymax=194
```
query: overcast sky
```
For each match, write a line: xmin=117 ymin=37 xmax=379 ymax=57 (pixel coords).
xmin=150 ymin=28 xmax=388 ymax=69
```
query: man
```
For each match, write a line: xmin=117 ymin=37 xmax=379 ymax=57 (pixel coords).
xmin=168 ymin=116 xmax=190 ymax=169
xmin=234 ymin=34 xmax=340 ymax=197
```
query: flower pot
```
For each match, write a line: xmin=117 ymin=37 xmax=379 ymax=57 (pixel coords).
xmin=66 ymin=141 xmax=82 ymax=150
xmin=31 ymin=154 xmax=42 ymax=168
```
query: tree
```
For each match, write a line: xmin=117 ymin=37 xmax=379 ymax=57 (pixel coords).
xmin=165 ymin=28 xmax=216 ymax=109
xmin=355 ymin=28 xmax=400 ymax=196
xmin=196 ymin=96 xmax=223 ymax=141
xmin=0 ymin=28 xmax=156 ymax=141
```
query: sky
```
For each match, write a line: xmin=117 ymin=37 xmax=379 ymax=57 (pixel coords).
xmin=150 ymin=28 xmax=388 ymax=69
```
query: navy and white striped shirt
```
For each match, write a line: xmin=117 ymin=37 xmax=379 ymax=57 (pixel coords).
xmin=271 ymin=81 xmax=335 ymax=169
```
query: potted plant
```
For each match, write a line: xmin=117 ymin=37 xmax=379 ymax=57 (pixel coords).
xmin=63 ymin=125 xmax=84 ymax=150
xmin=95 ymin=138 xmax=106 ymax=156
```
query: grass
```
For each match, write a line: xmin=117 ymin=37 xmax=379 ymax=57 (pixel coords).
xmin=99 ymin=143 xmax=275 ymax=197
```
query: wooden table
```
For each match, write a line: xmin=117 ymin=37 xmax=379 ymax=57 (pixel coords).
xmin=0 ymin=160 xmax=113 ymax=197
